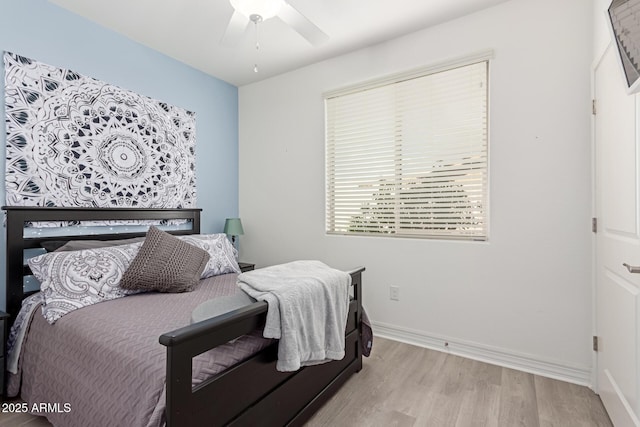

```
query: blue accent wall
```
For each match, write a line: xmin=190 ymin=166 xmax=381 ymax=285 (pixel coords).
xmin=0 ymin=0 xmax=239 ymax=310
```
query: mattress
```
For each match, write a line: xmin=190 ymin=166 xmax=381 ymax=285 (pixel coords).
xmin=9 ymin=273 xmax=272 ymax=427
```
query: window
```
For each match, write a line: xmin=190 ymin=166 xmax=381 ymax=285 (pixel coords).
xmin=325 ymin=52 xmax=490 ymax=240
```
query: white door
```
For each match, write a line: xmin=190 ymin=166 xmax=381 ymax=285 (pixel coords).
xmin=595 ymin=44 xmax=640 ymax=427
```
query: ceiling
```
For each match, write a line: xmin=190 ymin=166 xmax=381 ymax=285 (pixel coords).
xmin=48 ymin=0 xmax=510 ymax=87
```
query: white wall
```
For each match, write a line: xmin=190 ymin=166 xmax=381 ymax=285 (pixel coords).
xmin=239 ymin=0 xmax=593 ymax=384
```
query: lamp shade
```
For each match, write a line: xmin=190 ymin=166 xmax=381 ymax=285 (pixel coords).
xmin=223 ymin=218 xmax=244 ymax=236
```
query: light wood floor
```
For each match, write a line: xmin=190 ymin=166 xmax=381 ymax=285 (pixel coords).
xmin=0 ymin=407 xmax=51 ymax=427
xmin=0 ymin=337 xmax=612 ymax=427
xmin=307 ymin=337 xmax=612 ymax=427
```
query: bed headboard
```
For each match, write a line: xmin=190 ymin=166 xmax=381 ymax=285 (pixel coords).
xmin=2 ymin=207 xmax=202 ymax=325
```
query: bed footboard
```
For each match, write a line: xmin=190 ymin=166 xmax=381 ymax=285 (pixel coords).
xmin=159 ymin=267 xmax=365 ymax=427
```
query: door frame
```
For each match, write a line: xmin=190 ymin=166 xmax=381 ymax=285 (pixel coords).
xmin=590 ymin=41 xmax=610 ymax=395
xmin=590 ymin=41 xmax=614 ymax=394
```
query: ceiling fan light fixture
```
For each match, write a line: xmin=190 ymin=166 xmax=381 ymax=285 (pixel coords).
xmin=229 ymin=0 xmax=283 ymax=20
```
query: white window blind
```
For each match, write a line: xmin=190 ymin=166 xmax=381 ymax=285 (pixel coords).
xmin=325 ymin=56 xmax=489 ymax=240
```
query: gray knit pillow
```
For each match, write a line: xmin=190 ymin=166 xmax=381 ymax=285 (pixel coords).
xmin=120 ymin=226 xmax=210 ymax=293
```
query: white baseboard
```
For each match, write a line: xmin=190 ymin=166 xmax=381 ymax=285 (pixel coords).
xmin=372 ymin=321 xmax=592 ymax=387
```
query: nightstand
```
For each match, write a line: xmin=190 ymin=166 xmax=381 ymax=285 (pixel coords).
xmin=0 ymin=311 xmax=8 ymax=398
xmin=238 ymin=262 xmax=255 ymax=272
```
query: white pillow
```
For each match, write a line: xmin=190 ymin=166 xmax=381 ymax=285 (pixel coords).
xmin=28 ymin=241 xmax=143 ymax=324
xmin=179 ymin=234 xmax=240 ymax=278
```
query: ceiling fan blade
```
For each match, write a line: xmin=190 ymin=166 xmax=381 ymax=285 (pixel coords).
xmin=278 ymin=2 xmax=329 ymax=46
xmin=221 ymin=10 xmax=250 ymax=46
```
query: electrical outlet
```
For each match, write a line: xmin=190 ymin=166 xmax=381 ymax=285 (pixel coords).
xmin=390 ymin=286 xmax=400 ymax=301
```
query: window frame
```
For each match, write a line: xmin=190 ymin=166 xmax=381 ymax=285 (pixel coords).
xmin=324 ymin=50 xmax=492 ymax=241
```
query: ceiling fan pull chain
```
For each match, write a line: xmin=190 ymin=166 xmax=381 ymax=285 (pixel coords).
xmin=253 ymin=20 xmax=258 ymax=72
xmin=250 ymin=14 xmax=263 ymax=73
xmin=254 ymin=16 xmax=260 ymax=50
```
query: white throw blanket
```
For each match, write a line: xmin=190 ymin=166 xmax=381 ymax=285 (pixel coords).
xmin=237 ymin=260 xmax=351 ymax=372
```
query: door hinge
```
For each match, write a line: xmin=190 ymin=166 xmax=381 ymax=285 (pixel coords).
xmin=592 ymin=99 xmax=597 ymax=115
xmin=593 ymin=336 xmax=599 ymax=352
xmin=592 ymin=217 xmax=597 ymax=233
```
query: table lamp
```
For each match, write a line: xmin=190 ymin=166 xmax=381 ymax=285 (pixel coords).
xmin=224 ymin=218 xmax=244 ymax=245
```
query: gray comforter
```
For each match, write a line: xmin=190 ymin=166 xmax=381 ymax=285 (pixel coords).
xmin=10 ymin=273 xmax=272 ymax=427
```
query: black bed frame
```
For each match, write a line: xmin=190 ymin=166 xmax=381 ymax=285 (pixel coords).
xmin=3 ymin=206 xmax=365 ymax=426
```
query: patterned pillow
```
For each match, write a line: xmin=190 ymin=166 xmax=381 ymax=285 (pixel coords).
xmin=28 ymin=241 xmax=143 ymax=324
xmin=119 ymin=226 xmax=210 ymax=293
xmin=179 ymin=234 xmax=240 ymax=277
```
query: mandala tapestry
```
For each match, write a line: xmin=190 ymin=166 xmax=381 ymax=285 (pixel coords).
xmin=4 ymin=52 xmax=197 ymax=209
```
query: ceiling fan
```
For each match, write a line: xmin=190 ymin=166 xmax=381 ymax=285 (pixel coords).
xmin=221 ymin=0 xmax=329 ymax=47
